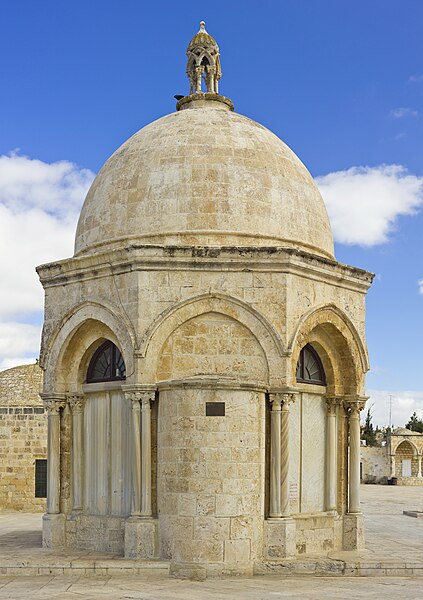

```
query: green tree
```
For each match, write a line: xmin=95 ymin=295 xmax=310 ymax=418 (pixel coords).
xmin=361 ymin=407 xmax=377 ymax=446
xmin=405 ymin=412 xmax=423 ymax=433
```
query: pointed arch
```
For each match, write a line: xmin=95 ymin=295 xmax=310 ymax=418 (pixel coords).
xmin=41 ymin=301 xmax=137 ymax=392
xmin=392 ymin=438 xmax=419 ymax=457
xmin=289 ymin=304 xmax=369 ymax=395
xmin=139 ymin=293 xmax=285 ymax=386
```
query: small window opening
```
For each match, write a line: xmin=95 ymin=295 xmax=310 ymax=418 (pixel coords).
xmin=35 ymin=459 xmax=47 ymax=498
xmin=87 ymin=340 xmax=126 ymax=383
xmin=296 ymin=344 xmax=326 ymax=385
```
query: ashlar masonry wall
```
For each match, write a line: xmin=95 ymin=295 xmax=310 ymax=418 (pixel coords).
xmin=0 ymin=364 xmax=47 ymax=511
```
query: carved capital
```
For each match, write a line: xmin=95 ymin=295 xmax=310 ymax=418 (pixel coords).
xmin=343 ymin=396 xmax=368 ymax=415
xmin=269 ymin=390 xmax=296 ymax=411
xmin=123 ymin=386 xmax=156 ymax=410
xmin=325 ymin=396 xmax=341 ymax=416
xmin=67 ymin=394 xmax=85 ymax=414
xmin=42 ymin=396 xmax=66 ymax=415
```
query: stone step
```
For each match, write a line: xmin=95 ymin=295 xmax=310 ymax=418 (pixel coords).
xmin=254 ymin=558 xmax=423 ymax=577
xmin=0 ymin=557 xmax=170 ymax=577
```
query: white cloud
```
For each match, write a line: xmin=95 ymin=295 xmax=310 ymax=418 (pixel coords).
xmin=365 ymin=389 xmax=423 ymax=429
xmin=418 ymin=279 xmax=423 ymax=295
xmin=0 ymin=152 xmax=94 ymax=370
xmin=316 ymin=165 xmax=423 ymax=246
xmin=408 ymin=74 xmax=423 ymax=83
xmin=389 ymin=107 xmax=418 ymax=118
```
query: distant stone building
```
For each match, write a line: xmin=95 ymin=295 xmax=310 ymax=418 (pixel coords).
xmin=0 ymin=364 xmax=46 ymax=511
xmin=389 ymin=428 xmax=423 ymax=484
xmin=361 ymin=428 xmax=423 ymax=485
xmin=37 ymin=23 xmax=373 ymax=576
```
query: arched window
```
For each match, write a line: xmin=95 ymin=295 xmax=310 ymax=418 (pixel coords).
xmin=296 ymin=344 xmax=326 ymax=385
xmin=87 ymin=340 xmax=126 ymax=383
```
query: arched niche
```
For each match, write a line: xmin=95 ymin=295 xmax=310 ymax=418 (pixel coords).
xmin=140 ymin=294 xmax=284 ymax=386
xmin=289 ymin=305 xmax=368 ymax=396
xmin=41 ymin=302 xmax=136 ymax=393
xmin=156 ymin=311 xmax=269 ymax=384
xmin=394 ymin=440 xmax=419 ymax=478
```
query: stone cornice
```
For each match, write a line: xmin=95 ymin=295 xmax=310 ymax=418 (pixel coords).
xmin=36 ymin=244 xmax=374 ymax=293
xmin=156 ymin=376 xmax=268 ymax=393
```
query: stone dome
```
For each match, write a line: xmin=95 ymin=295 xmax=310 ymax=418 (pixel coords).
xmin=75 ymin=99 xmax=334 ymax=259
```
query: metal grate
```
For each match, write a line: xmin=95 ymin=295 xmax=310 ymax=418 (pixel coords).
xmin=35 ymin=459 xmax=47 ymax=498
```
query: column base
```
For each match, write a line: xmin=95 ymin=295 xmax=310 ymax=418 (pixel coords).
xmin=42 ymin=513 xmax=66 ymax=548
xmin=124 ymin=517 xmax=159 ymax=559
xmin=263 ymin=517 xmax=296 ymax=559
xmin=343 ymin=512 xmax=365 ymax=550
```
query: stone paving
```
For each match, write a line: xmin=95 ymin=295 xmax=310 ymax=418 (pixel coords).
xmin=0 ymin=485 xmax=422 ymax=597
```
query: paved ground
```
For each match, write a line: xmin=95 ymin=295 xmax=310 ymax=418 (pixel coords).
xmin=0 ymin=485 xmax=422 ymax=598
xmin=0 ymin=574 xmax=423 ymax=599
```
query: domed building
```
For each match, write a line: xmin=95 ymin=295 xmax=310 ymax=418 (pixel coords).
xmin=37 ymin=22 xmax=373 ymax=576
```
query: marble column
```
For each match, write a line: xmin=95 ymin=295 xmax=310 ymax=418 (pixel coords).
xmin=325 ymin=397 xmax=338 ymax=513
xmin=268 ymin=394 xmax=282 ymax=518
xmin=346 ymin=398 xmax=366 ymax=514
xmin=280 ymin=394 xmax=294 ymax=516
xmin=125 ymin=393 xmax=142 ymax=517
xmin=123 ymin=386 xmax=158 ymax=559
xmin=140 ymin=391 xmax=154 ymax=517
xmin=42 ymin=396 xmax=66 ymax=514
xmin=418 ymin=455 xmax=422 ymax=478
xmin=68 ymin=394 xmax=85 ymax=513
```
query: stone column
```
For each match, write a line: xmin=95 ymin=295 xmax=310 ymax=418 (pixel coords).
xmin=43 ymin=396 xmax=66 ymax=514
xmin=264 ymin=390 xmax=296 ymax=559
xmin=140 ymin=391 xmax=154 ymax=517
xmin=325 ymin=397 xmax=338 ymax=513
xmin=342 ymin=397 xmax=366 ymax=551
xmin=125 ymin=392 xmax=142 ymax=517
xmin=390 ymin=454 xmax=396 ymax=478
xmin=268 ymin=394 xmax=282 ymax=518
xmin=345 ymin=398 xmax=366 ymax=514
xmin=418 ymin=455 xmax=422 ymax=478
xmin=280 ymin=394 xmax=294 ymax=516
xmin=123 ymin=386 xmax=158 ymax=559
xmin=68 ymin=394 xmax=85 ymax=513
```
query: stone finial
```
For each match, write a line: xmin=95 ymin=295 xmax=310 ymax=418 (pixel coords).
xmin=186 ymin=21 xmax=222 ymax=95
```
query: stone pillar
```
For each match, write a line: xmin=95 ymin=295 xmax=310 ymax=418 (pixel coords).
xmin=126 ymin=393 xmax=142 ymax=517
xmin=268 ymin=394 xmax=282 ymax=518
xmin=123 ymin=386 xmax=158 ymax=559
xmin=390 ymin=454 xmax=396 ymax=478
xmin=280 ymin=394 xmax=294 ymax=516
xmin=343 ymin=397 xmax=366 ymax=551
xmin=140 ymin=391 xmax=154 ymax=517
xmin=325 ymin=397 xmax=338 ymax=513
xmin=418 ymin=455 xmax=422 ymax=478
xmin=41 ymin=394 xmax=66 ymax=548
xmin=347 ymin=401 xmax=362 ymax=514
xmin=195 ymin=65 xmax=204 ymax=93
xmin=43 ymin=396 xmax=66 ymax=514
xmin=264 ymin=390 xmax=296 ymax=560
xmin=68 ymin=394 xmax=85 ymax=513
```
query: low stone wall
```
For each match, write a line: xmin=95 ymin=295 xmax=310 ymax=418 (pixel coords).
xmin=395 ymin=477 xmax=423 ymax=486
xmin=0 ymin=364 xmax=46 ymax=511
xmin=360 ymin=446 xmax=389 ymax=484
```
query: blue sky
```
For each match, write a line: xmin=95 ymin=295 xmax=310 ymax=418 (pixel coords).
xmin=0 ymin=0 xmax=422 ymax=426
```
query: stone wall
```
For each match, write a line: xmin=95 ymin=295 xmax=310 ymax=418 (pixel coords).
xmin=0 ymin=364 xmax=47 ymax=511
xmin=157 ymin=385 xmax=265 ymax=574
xmin=360 ymin=446 xmax=389 ymax=483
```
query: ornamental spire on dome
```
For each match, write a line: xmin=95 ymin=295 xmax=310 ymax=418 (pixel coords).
xmin=186 ymin=20 xmax=222 ymax=94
